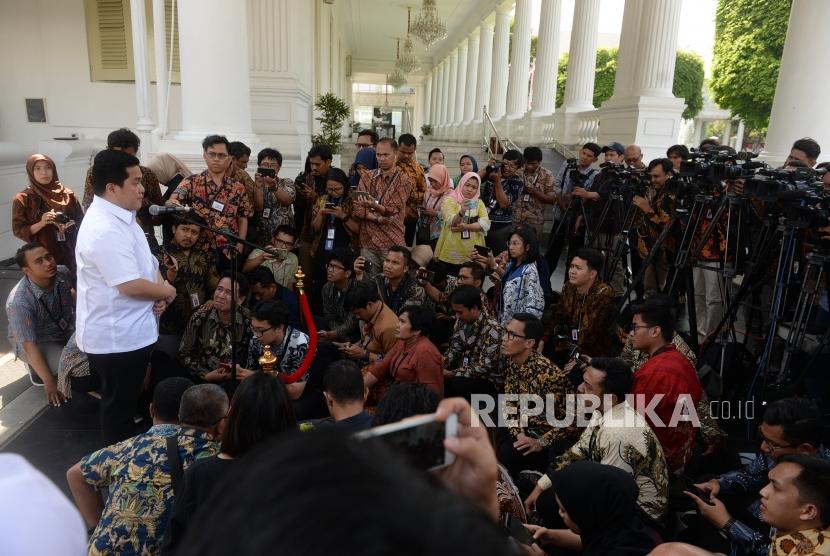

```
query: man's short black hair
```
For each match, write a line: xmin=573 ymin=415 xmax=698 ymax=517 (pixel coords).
xmin=647 ymin=158 xmax=673 ymax=175
xmin=699 ymin=138 xmax=720 ymax=151
xmin=398 ymin=133 xmax=417 ymax=148
xmin=328 ymin=248 xmax=354 ymax=274
xmin=374 ymin=383 xmax=440 ymax=426
xmin=92 ymin=149 xmax=141 ymax=196
xmin=344 ymin=281 xmax=380 ymax=311
xmin=244 ymin=267 xmax=275 ymax=289
xmin=178 ymin=384 xmax=229 ymax=429
xmin=777 ymin=454 xmax=830 ymax=528
xmin=762 ymin=398 xmax=825 ymax=448
xmin=252 ymin=299 xmax=291 ymax=330
xmin=428 ymin=148 xmax=443 ymax=160
xmin=257 ymin=148 xmax=283 ymax=166
xmin=666 ymin=144 xmax=690 ymax=160
xmin=399 ymin=305 xmax=433 ymax=337
xmin=358 ymin=129 xmax=379 ymax=145
xmin=175 ymin=430 xmax=510 ymax=556
xmin=107 ymin=128 xmax=140 ymax=151
xmin=15 ymin=242 xmax=45 ymax=269
xmin=202 ymin=134 xmax=230 ymax=152
xmin=583 ymin=143 xmax=601 ymax=157
xmin=459 ymin=261 xmax=485 ymax=286
xmin=512 ymin=313 xmax=543 ymax=346
xmin=792 ymin=138 xmax=821 ymax=161
xmin=152 ymin=377 xmax=195 ymax=422
xmin=228 ymin=141 xmax=251 ymax=159
xmin=220 ymin=270 xmax=251 ymax=299
xmin=588 ymin=357 xmax=633 ymax=401
xmin=172 ymin=212 xmax=207 ymax=229
xmin=377 ymin=137 xmax=398 ymax=151
xmin=631 ymin=298 xmax=675 ymax=342
xmin=523 ymin=146 xmax=543 ymax=163
xmin=308 ymin=144 xmax=333 ymax=161
xmin=274 ymin=224 xmax=297 ymax=242
xmin=503 ymin=149 xmax=524 ymax=168
xmin=572 ymin=247 xmax=603 ymax=273
xmin=323 ymin=360 xmax=365 ymax=404
xmin=449 ymin=284 xmax=483 ymax=310
xmin=221 ymin=372 xmax=296 ymax=458
xmin=388 ymin=245 xmax=411 ymax=265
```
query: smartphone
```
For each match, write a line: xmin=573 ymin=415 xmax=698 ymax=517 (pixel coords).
xmin=325 ymin=201 xmax=336 ymax=209
xmin=681 ymin=475 xmax=715 ymax=506
xmin=353 ymin=191 xmax=374 ymax=202
xmin=257 ymin=167 xmax=276 ymax=178
xmin=355 ymin=413 xmax=458 ymax=472
xmin=362 ymin=259 xmax=373 ymax=275
xmin=474 ymin=244 xmax=492 ymax=258
xmin=504 ymin=513 xmax=537 ymax=546
xmin=416 ymin=268 xmax=436 ymax=282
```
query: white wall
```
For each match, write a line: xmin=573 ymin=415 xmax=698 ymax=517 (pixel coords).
xmin=0 ymin=0 xmax=182 ymax=153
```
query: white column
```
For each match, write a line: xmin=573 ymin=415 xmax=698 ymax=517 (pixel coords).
xmin=176 ymin=0 xmax=255 ymax=140
xmin=734 ymin=120 xmax=746 ymax=151
xmin=447 ymin=48 xmax=459 ymax=126
xmin=463 ymin=31 xmax=480 ymax=124
xmin=441 ymin=59 xmax=452 ymax=125
xmin=609 ymin=0 xmax=644 ymax=101
xmin=454 ymin=41 xmax=468 ymax=124
xmin=632 ymin=0 xmax=683 ymax=97
xmin=761 ymin=0 xmax=830 ymax=165
xmin=475 ymin=21 xmax=494 ymax=122
xmin=151 ymin=0 xmax=169 ymax=137
xmin=433 ymin=63 xmax=444 ymax=126
xmin=721 ymin=120 xmax=733 ymax=146
xmin=424 ymin=74 xmax=433 ymax=128
xmin=506 ymin=0 xmax=532 ymax=118
xmin=488 ymin=6 xmax=511 ymax=121
xmin=561 ymin=0 xmax=600 ymax=112
xmin=129 ymin=0 xmax=155 ymax=147
xmin=531 ymin=0 xmax=563 ymax=116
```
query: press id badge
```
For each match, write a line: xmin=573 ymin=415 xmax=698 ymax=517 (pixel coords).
xmin=56 ymin=231 xmax=66 ymax=242
xmin=461 ymin=230 xmax=471 ymax=239
xmin=523 ymin=194 xmax=531 ymax=203
xmin=262 ymin=208 xmax=271 ymax=219
xmin=326 ymin=227 xmax=336 ymax=240
xmin=571 ymin=329 xmax=579 ymax=342
xmin=211 ymin=200 xmax=225 ymax=212
xmin=190 ymin=293 xmax=200 ymax=308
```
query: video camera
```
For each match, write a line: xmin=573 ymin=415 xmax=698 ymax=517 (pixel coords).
xmin=744 ymin=167 xmax=830 ymax=228
xmin=599 ymin=161 xmax=649 ymax=196
xmin=679 ymin=149 xmax=762 ymax=185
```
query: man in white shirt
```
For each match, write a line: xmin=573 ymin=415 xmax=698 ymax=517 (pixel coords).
xmin=76 ymin=150 xmax=176 ymax=444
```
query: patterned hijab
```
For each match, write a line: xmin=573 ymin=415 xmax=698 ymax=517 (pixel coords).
xmin=25 ymin=154 xmax=72 ymax=210
xmin=427 ymin=164 xmax=452 ymax=195
xmin=450 ymin=172 xmax=481 ymax=205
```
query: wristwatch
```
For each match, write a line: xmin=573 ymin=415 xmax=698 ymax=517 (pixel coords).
xmin=720 ymin=517 xmax=736 ymax=538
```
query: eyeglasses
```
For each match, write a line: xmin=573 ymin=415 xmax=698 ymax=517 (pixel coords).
xmin=252 ymin=326 xmax=274 ymax=336
xmin=273 ymin=238 xmax=294 ymax=248
xmin=629 ymin=324 xmax=655 ymax=332
xmin=327 ymin=263 xmax=346 ymax=271
xmin=758 ymin=426 xmax=794 ymax=451
xmin=503 ymin=330 xmax=528 ymax=341
xmin=205 ymin=152 xmax=229 ymax=160
xmin=355 ymin=143 xmax=373 ymax=149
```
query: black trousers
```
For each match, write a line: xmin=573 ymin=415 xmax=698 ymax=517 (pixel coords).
xmin=88 ymin=344 xmax=154 ymax=446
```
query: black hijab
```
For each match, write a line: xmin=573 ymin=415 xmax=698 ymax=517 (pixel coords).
xmin=552 ymin=461 xmax=660 ymax=556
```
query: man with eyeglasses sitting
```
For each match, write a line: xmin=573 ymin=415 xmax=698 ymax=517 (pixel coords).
xmin=167 ymin=135 xmax=253 ymax=271
xmin=682 ymin=398 xmax=829 ymax=556
xmin=242 ymin=224 xmax=299 ymax=290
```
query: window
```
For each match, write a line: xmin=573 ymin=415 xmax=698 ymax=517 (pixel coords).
xmin=84 ymin=0 xmax=180 ymax=83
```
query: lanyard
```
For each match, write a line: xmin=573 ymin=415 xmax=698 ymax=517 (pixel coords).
xmin=375 ymin=170 xmax=401 ymax=205
xmin=30 ymin=282 xmax=69 ymax=331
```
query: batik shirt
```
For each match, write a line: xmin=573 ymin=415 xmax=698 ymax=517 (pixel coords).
xmin=173 ymin=171 xmax=254 ymax=253
xmin=179 ymin=306 xmax=253 ymax=378
xmin=6 ymin=266 xmax=75 ymax=357
xmin=258 ymin=177 xmax=296 ymax=243
xmin=80 ymin=424 xmax=219 ymax=556
xmin=445 ymin=312 xmax=505 ymax=388
xmin=513 ymin=167 xmax=555 ymax=236
xmin=398 ymin=158 xmax=426 ymax=223
xmin=156 ymin=243 xmax=218 ymax=335
xmin=769 ymin=528 xmax=830 ymax=556
xmin=539 ymin=401 xmax=669 ymax=521
xmin=502 ymin=351 xmax=577 ymax=443
xmin=636 ymin=181 xmax=680 ymax=258
xmin=438 ymin=277 xmax=496 ymax=320
xmin=544 ymin=280 xmax=622 ymax=357
xmin=482 ymin=174 xmax=524 ymax=225
xmin=246 ymin=326 xmax=310 ymax=381
xmin=366 ymin=273 xmax=425 ymax=315
xmin=355 ymin=168 xmax=413 ymax=251
xmin=499 ymin=262 xmax=545 ymax=326
xmin=718 ymin=445 xmax=830 ymax=556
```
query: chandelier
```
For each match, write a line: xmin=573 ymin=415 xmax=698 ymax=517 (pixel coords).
xmin=410 ymin=0 xmax=447 ymax=48
xmin=388 ymin=39 xmax=407 ymax=88
xmin=380 ymin=75 xmax=393 ymax=116
xmin=396 ymin=9 xmax=421 ymax=73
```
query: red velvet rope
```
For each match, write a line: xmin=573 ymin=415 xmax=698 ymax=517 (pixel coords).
xmin=279 ymin=288 xmax=317 ymax=384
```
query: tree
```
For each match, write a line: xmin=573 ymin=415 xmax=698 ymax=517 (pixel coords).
xmin=311 ymin=93 xmax=350 ymax=154
xmin=555 ymin=48 xmax=705 ymax=120
xmin=710 ymin=0 xmax=792 ymax=132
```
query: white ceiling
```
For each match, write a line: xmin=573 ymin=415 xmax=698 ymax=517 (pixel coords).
xmin=342 ymin=0 xmax=504 ymax=83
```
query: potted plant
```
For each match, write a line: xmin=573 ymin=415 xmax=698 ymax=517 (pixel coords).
xmin=421 ymin=124 xmax=433 ymax=137
xmin=311 ymin=93 xmax=351 ymax=154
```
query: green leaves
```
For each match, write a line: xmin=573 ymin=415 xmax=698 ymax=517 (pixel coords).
xmin=710 ymin=0 xmax=792 ymax=132
xmin=312 ymin=93 xmax=351 ymax=154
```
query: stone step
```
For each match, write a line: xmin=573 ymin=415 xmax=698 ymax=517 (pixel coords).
xmin=0 ymin=354 xmax=46 ymax=449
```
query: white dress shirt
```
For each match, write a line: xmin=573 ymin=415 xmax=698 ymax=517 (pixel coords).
xmin=75 ymin=196 xmax=159 ymax=354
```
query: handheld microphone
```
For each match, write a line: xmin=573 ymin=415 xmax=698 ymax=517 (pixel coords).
xmin=149 ymin=205 xmax=191 ymax=216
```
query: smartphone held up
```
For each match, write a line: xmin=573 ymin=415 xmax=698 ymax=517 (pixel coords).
xmin=354 ymin=413 xmax=458 ymax=472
